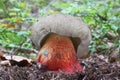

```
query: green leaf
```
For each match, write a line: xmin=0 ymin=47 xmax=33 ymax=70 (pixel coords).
xmin=111 ymin=25 xmax=118 ymax=32
xmin=17 ymin=30 xmax=31 ymax=36
xmin=0 ymin=0 xmax=9 ymax=17
xmin=8 ymin=44 xmax=17 ymax=47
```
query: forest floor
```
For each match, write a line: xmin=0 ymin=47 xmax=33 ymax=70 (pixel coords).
xmin=0 ymin=54 xmax=120 ymax=80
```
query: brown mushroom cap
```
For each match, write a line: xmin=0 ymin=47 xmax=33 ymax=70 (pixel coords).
xmin=30 ymin=14 xmax=91 ymax=58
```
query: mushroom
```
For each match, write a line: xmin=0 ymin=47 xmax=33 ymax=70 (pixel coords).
xmin=30 ymin=14 xmax=91 ymax=59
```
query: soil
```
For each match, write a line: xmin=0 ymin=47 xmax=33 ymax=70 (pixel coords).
xmin=0 ymin=55 xmax=120 ymax=80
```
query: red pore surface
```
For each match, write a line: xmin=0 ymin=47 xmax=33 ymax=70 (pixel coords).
xmin=37 ymin=33 xmax=83 ymax=74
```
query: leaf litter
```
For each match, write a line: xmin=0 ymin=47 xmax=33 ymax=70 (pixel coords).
xmin=0 ymin=54 xmax=120 ymax=80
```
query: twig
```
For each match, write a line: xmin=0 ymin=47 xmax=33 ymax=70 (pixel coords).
xmin=14 ymin=37 xmax=39 ymax=54
xmin=1 ymin=46 xmax=39 ymax=54
xmin=13 ymin=46 xmax=39 ymax=54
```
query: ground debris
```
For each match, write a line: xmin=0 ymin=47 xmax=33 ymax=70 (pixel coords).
xmin=81 ymin=55 xmax=120 ymax=80
xmin=0 ymin=55 xmax=120 ymax=80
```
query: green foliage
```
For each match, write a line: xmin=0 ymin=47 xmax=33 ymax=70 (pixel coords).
xmin=0 ymin=0 xmax=34 ymax=50
xmin=38 ymin=0 xmax=49 ymax=8
xmin=0 ymin=0 xmax=9 ymax=17
xmin=0 ymin=0 xmax=35 ymax=27
xmin=0 ymin=27 xmax=32 ymax=49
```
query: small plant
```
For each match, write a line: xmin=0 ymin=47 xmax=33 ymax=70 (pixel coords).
xmin=0 ymin=27 xmax=32 ymax=49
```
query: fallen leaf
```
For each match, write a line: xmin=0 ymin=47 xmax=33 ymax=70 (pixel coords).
xmin=0 ymin=54 xmax=32 ymax=67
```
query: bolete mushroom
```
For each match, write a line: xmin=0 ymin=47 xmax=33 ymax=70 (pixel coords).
xmin=30 ymin=14 xmax=91 ymax=59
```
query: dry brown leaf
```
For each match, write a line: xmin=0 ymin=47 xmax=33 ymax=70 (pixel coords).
xmin=0 ymin=55 xmax=32 ymax=67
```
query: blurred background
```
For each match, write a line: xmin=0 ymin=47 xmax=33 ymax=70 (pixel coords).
xmin=0 ymin=0 xmax=120 ymax=59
